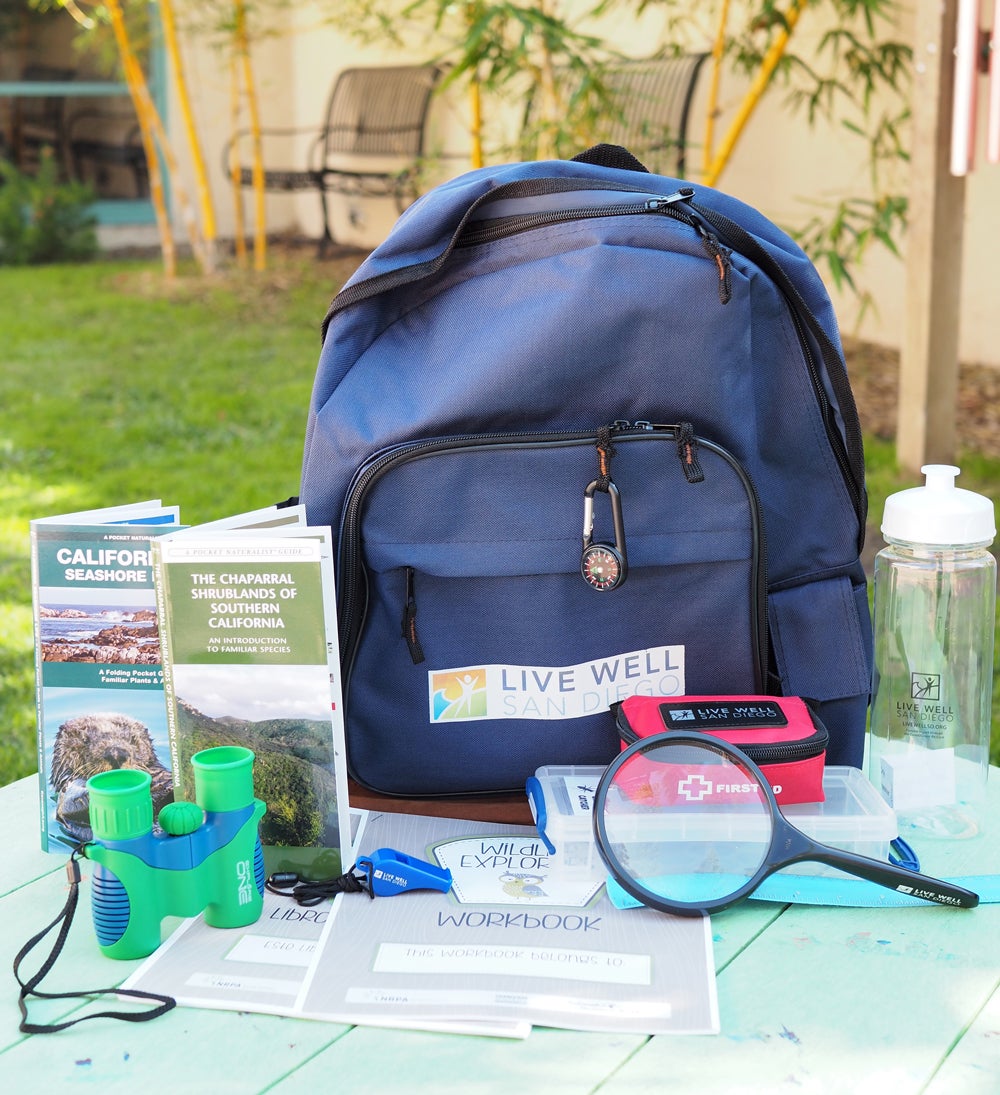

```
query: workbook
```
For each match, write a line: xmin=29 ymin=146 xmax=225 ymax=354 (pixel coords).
xmin=123 ymin=810 xmax=719 ymax=1037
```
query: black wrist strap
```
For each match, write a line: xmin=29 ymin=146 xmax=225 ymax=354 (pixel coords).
xmin=14 ymin=846 xmax=176 ymax=1035
xmin=265 ymin=865 xmax=369 ymax=906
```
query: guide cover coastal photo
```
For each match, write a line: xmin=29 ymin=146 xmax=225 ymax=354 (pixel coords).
xmin=30 ymin=501 xmax=181 ymax=852
xmin=154 ymin=524 xmax=351 ymax=881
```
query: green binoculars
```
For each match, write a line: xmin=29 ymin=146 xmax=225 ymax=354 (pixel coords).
xmin=83 ymin=746 xmax=266 ymax=960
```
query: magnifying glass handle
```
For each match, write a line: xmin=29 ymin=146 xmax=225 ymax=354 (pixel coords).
xmin=779 ymin=821 xmax=979 ymax=909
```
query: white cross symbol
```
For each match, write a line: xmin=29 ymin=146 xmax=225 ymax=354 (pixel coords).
xmin=677 ymin=773 xmax=713 ymax=802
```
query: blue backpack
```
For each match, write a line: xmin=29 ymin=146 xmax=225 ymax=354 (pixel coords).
xmin=299 ymin=146 xmax=872 ymax=797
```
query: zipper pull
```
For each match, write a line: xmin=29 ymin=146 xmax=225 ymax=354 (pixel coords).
xmin=645 ymin=191 xmax=731 ymax=305
xmin=644 ymin=187 xmax=695 ymax=211
xmin=694 ymin=222 xmax=732 ymax=305
xmin=675 ymin=422 xmax=705 ymax=483
xmin=400 ymin=567 xmax=425 ymax=665
xmin=595 ymin=425 xmax=618 ymax=490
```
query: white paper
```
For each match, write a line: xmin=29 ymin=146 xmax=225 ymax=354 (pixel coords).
xmin=124 ymin=810 xmax=719 ymax=1037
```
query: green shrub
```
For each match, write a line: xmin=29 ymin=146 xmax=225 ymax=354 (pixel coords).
xmin=0 ymin=150 xmax=98 ymax=265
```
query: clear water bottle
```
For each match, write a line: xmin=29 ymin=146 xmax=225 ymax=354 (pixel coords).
xmin=869 ymin=465 xmax=996 ymax=838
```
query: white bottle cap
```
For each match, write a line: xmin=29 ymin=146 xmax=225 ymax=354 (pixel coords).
xmin=881 ymin=465 xmax=996 ymax=546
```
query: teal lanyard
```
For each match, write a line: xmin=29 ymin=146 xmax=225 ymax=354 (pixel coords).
xmin=745 ymin=872 xmax=1000 ymax=907
xmin=606 ymin=872 xmax=1000 ymax=910
xmin=604 ymin=837 xmax=1000 ymax=910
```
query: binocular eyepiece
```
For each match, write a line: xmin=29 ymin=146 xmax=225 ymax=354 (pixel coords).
xmin=84 ymin=746 xmax=267 ymax=960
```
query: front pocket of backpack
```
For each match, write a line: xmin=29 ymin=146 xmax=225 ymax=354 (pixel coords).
xmin=340 ymin=427 xmax=766 ymax=795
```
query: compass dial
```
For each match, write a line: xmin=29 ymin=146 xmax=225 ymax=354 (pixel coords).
xmin=581 ymin=544 xmax=625 ymax=591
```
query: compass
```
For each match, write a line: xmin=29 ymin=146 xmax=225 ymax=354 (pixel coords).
xmin=581 ymin=543 xmax=626 ymax=591
xmin=580 ymin=479 xmax=627 ymax=592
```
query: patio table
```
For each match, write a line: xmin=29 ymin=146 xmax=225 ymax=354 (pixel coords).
xmin=2 ymin=768 xmax=998 ymax=1093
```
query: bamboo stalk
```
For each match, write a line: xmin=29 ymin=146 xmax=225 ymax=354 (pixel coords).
xmin=108 ymin=0 xmax=211 ymax=274
xmin=120 ymin=43 xmax=209 ymax=273
xmin=160 ymin=0 xmax=217 ymax=272
xmin=703 ymin=0 xmax=808 ymax=188
xmin=535 ymin=0 xmax=561 ymax=160
xmin=468 ymin=76 xmax=484 ymax=169
xmin=106 ymin=0 xmax=175 ymax=277
xmin=702 ymin=0 xmax=731 ymax=181
xmin=229 ymin=52 xmax=247 ymax=266
xmin=463 ymin=2 xmax=484 ymax=168
xmin=234 ymin=0 xmax=266 ymax=271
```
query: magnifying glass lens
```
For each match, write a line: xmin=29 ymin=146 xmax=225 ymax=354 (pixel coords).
xmin=596 ymin=734 xmax=980 ymax=915
xmin=597 ymin=738 xmax=775 ymax=911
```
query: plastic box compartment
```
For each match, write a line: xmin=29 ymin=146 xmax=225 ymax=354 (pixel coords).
xmin=527 ymin=764 xmax=898 ymax=879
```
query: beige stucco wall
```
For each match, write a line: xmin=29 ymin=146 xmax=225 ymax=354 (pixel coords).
xmin=163 ymin=2 xmax=998 ymax=368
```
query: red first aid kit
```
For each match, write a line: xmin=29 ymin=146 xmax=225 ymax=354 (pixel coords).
xmin=613 ymin=695 xmax=829 ymax=805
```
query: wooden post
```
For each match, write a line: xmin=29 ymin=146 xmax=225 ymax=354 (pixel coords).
xmin=897 ymin=0 xmax=966 ymax=473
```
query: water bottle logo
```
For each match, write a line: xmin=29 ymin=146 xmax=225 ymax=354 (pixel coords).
xmin=911 ymin=672 xmax=941 ymax=701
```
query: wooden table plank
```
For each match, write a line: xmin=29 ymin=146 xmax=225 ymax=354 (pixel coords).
xmin=2 ymin=858 xmax=351 ymax=1091
xmin=0 ymin=776 xmax=64 ymax=896
xmin=2 ymin=862 xmax=175 ymax=1044
xmin=595 ymin=901 xmax=999 ymax=1094
xmin=593 ymin=776 xmax=1000 ymax=1093
xmin=2 ymin=1006 xmax=350 ymax=1094
xmin=924 ymin=983 xmax=1000 ymax=1094
xmin=267 ymin=1024 xmax=648 ymax=1094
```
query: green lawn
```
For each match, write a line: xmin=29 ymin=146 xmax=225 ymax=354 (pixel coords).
xmin=0 ymin=251 xmax=349 ymax=785
xmin=1 ymin=255 xmax=998 ymax=787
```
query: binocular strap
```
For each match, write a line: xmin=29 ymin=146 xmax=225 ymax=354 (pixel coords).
xmin=13 ymin=847 xmax=176 ymax=1035
xmin=265 ymin=865 xmax=369 ymax=905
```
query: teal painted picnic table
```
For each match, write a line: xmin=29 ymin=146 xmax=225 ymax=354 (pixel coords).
xmin=3 ymin=768 xmax=999 ymax=1093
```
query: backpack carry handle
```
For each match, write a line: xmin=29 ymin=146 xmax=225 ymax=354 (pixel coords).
xmin=571 ymin=143 xmax=650 ymax=173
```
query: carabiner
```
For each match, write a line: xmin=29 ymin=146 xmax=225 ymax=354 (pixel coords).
xmin=581 ymin=479 xmax=627 ymax=591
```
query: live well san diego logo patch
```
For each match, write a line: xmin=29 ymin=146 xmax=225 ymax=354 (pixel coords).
xmin=429 ymin=668 xmax=489 ymax=721
xmin=428 ymin=646 xmax=684 ymax=723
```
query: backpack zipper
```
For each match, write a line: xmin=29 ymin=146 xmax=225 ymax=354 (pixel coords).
xmin=458 ymin=189 xmax=732 ymax=305
xmin=688 ymin=199 xmax=867 ymax=531
xmin=323 ymin=180 xmax=862 ymax=533
xmin=459 ymin=187 xmax=695 ymax=245
xmin=456 ymin=188 xmax=859 ymax=525
xmin=337 ymin=423 xmax=769 ymax=692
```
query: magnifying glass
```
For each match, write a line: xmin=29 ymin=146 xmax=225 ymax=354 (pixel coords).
xmin=592 ymin=732 xmax=980 ymax=916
